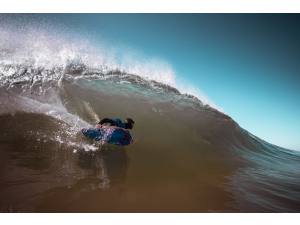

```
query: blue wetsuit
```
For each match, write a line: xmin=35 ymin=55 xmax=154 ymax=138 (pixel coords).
xmin=82 ymin=118 xmax=132 ymax=145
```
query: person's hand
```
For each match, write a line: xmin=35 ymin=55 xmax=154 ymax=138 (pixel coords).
xmin=95 ymin=124 xmax=102 ymax=129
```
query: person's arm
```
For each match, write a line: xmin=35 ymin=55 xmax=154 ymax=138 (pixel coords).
xmin=98 ymin=118 xmax=116 ymax=126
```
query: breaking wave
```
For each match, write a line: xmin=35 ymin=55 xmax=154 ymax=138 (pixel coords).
xmin=0 ymin=25 xmax=300 ymax=212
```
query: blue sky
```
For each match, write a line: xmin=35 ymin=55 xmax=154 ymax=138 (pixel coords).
xmin=6 ymin=14 xmax=300 ymax=150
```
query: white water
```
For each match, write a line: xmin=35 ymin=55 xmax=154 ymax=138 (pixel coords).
xmin=0 ymin=25 xmax=219 ymax=109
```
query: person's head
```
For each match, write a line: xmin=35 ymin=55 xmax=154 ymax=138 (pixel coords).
xmin=124 ymin=118 xmax=135 ymax=129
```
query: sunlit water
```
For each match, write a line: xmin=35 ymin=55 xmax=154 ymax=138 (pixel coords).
xmin=0 ymin=27 xmax=300 ymax=212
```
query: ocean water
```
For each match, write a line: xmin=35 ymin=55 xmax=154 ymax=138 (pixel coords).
xmin=0 ymin=28 xmax=300 ymax=212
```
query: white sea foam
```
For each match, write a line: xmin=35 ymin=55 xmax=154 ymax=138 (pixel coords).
xmin=0 ymin=25 xmax=220 ymax=110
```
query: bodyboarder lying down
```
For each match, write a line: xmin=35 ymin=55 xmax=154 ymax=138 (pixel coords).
xmin=82 ymin=118 xmax=135 ymax=146
xmin=97 ymin=118 xmax=135 ymax=130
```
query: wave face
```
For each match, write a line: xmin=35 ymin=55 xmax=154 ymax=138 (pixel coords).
xmin=1 ymin=30 xmax=300 ymax=212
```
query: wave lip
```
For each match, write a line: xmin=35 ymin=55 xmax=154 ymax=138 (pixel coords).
xmin=0 ymin=25 xmax=222 ymax=108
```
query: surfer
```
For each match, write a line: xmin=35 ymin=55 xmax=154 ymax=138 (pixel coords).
xmin=97 ymin=118 xmax=135 ymax=129
xmin=82 ymin=118 xmax=135 ymax=146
